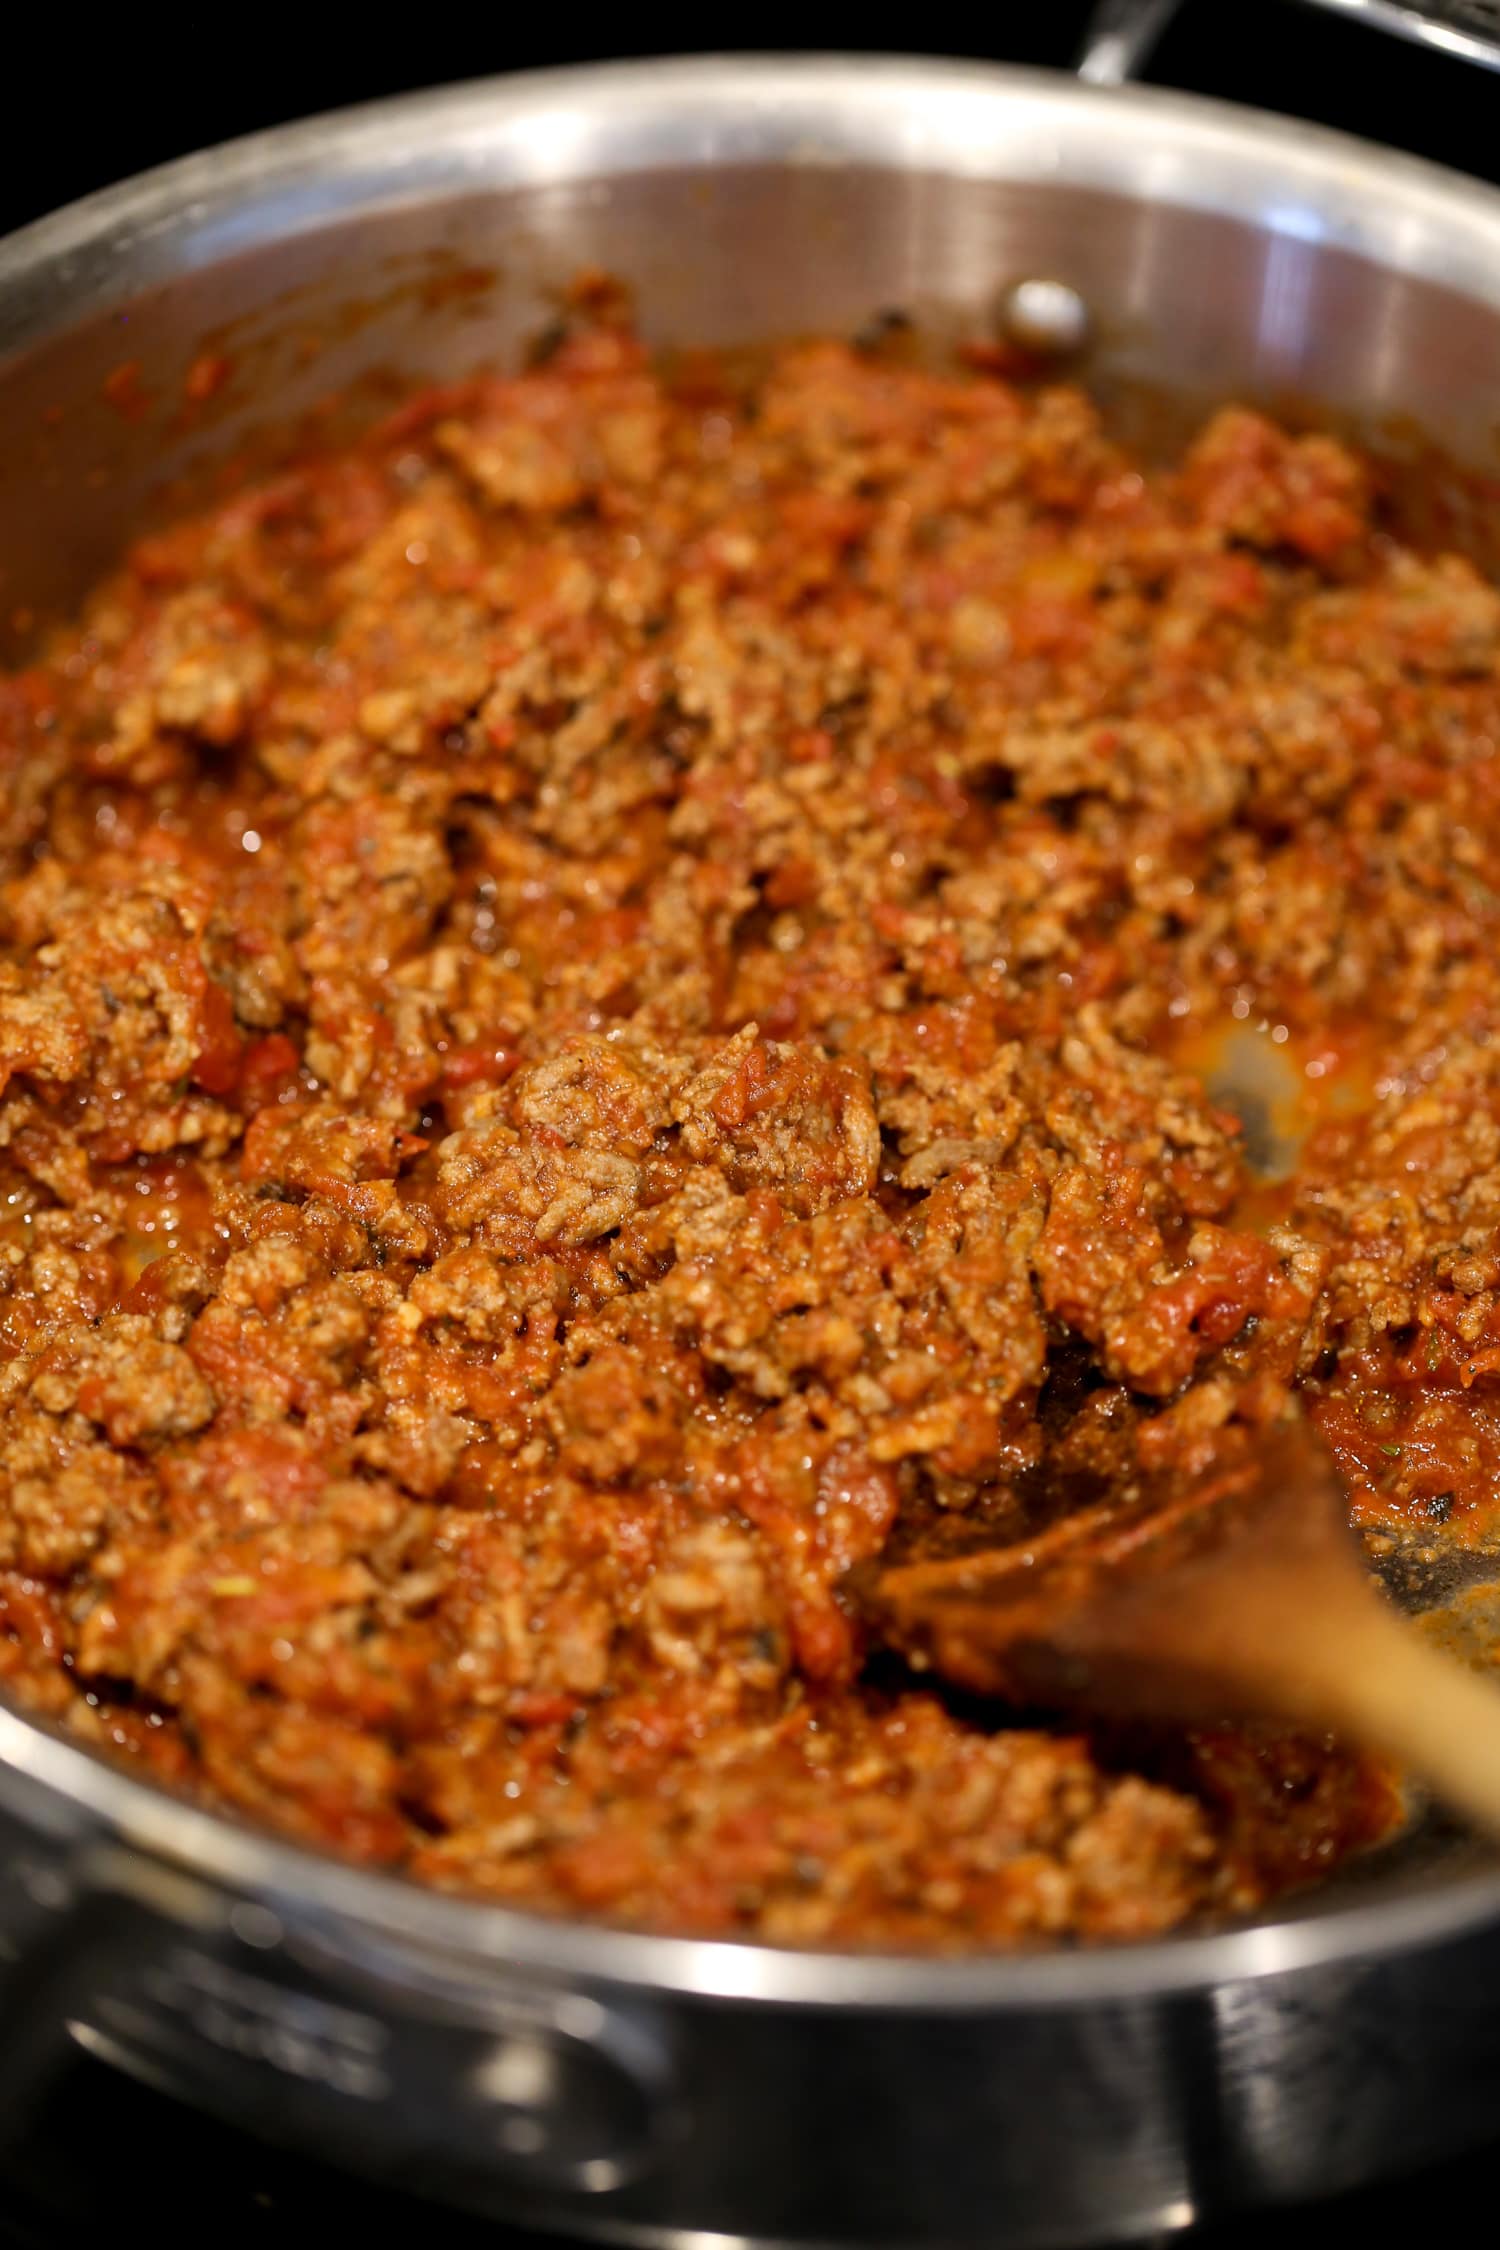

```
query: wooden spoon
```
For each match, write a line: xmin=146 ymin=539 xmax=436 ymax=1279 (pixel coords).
xmin=866 ymin=1419 xmax=1500 ymax=1841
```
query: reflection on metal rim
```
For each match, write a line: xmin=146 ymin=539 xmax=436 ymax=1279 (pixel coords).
xmin=8 ymin=54 xmax=1500 ymax=355
xmin=3 ymin=52 xmax=1500 ymax=2019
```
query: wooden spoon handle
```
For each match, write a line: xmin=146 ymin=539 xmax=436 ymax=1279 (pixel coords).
xmin=1252 ymin=1593 xmax=1500 ymax=1842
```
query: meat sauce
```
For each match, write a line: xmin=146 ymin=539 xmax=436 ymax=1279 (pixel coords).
xmin=3 ymin=292 xmax=1490 ymax=1947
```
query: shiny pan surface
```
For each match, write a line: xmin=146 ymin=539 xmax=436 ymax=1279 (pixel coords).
xmin=3 ymin=55 xmax=1500 ymax=2246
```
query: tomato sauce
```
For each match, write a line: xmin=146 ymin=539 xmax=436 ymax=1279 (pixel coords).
xmin=2 ymin=300 xmax=1490 ymax=1945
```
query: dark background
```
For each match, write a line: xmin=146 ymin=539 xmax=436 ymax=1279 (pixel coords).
xmin=2 ymin=0 xmax=1499 ymax=243
xmin=3 ymin=2 xmax=1500 ymax=2245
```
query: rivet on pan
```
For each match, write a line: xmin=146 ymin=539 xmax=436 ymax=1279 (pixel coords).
xmin=230 ymin=1901 xmax=283 ymax=1950
xmin=1000 ymin=279 xmax=1092 ymax=357
xmin=475 ymin=2036 xmax=559 ymax=2108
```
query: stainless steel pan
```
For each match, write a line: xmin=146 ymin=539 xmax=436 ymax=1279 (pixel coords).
xmin=4 ymin=54 xmax=1500 ymax=2249
xmin=1080 ymin=0 xmax=1500 ymax=82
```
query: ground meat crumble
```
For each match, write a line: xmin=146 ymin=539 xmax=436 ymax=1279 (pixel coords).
xmin=4 ymin=297 xmax=1494 ymax=1947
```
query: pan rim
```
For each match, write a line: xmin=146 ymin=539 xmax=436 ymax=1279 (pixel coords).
xmin=5 ymin=48 xmax=1500 ymax=2009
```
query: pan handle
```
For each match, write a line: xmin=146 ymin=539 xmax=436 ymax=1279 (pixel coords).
xmin=1077 ymin=0 xmax=1187 ymax=81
